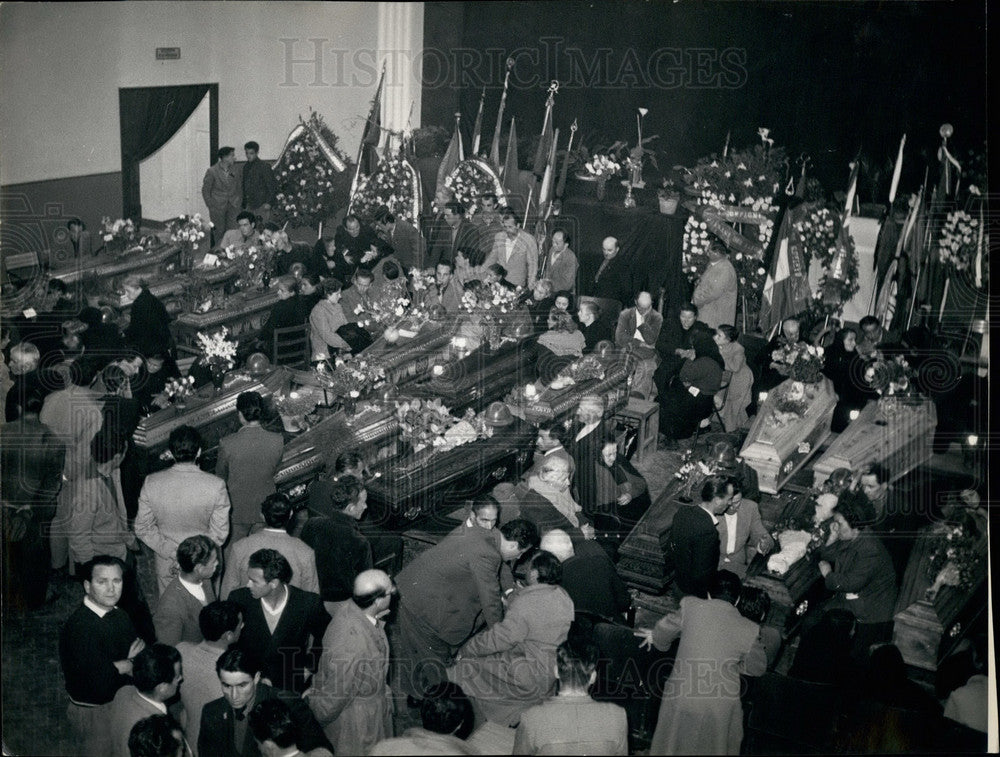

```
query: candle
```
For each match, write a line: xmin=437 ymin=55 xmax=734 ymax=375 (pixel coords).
xmin=433 ymin=365 xmax=445 ymax=376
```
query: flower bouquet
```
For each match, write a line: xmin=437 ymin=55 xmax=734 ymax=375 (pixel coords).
xmin=100 ymin=217 xmax=138 ymax=255
xmin=168 ymin=214 xmax=212 ymax=269
xmin=163 ymin=375 xmax=195 ymax=408
xmin=396 ymin=398 xmax=460 ymax=453
xmin=925 ymin=520 xmax=986 ymax=599
xmin=771 ymin=343 xmax=825 ymax=385
xmin=357 ymin=292 xmax=411 ymax=334
xmin=196 ymin=327 xmax=237 ymax=391
xmin=462 ymin=282 xmax=521 ymax=350
xmin=673 ymin=448 xmax=716 ymax=501
xmin=408 ymin=268 xmax=437 ymax=308
xmin=220 ymin=243 xmax=275 ymax=289
xmin=317 ymin=355 xmax=387 ymax=400
xmin=273 ymin=389 xmax=321 ymax=432
xmin=864 ymin=353 xmax=918 ymax=417
xmin=938 ymin=210 xmax=982 ymax=273
xmin=584 ymin=154 xmax=621 ymax=200
xmin=563 ymin=354 xmax=606 ymax=383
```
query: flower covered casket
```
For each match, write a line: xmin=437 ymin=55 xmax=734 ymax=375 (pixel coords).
xmin=740 ymin=377 xmax=836 ymax=494
xmin=812 ymin=397 xmax=936 ymax=489
xmin=892 ymin=515 xmax=988 ymax=671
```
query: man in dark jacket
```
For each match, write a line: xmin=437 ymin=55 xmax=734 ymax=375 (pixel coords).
xmin=669 ymin=476 xmax=732 ymax=599
xmin=199 ymin=648 xmax=331 ymax=757
xmin=299 ymin=476 xmax=373 ymax=618
xmin=227 ymin=550 xmax=329 ymax=694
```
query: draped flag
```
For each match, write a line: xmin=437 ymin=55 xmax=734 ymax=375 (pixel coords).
xmin=532 ymin=83 xmax=557 ymax=178
xmin=758 ymin=205 xmax=811 ymax=337
xmin=436 ymin=113 xmax=464 ymax=196
xmin=877 ymin=188 xmax=921 ymax=330
xmin=502 ymin=117 xmax=519 ymax=197
xmin=359 ymin=65 xmax=385 ymax=177
xmin=537 ymin=128 xmax=559 ymax=221
xmin=471 ymin=88 xmax=485 ymax=156
xmin=489 ymin=58 xmax=515 ymax=169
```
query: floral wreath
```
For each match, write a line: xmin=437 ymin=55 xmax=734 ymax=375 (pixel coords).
xmin=796 ymin=205 xmax=860 ymax=318
xmin=438 ymin=158 xmax=507 ymax=216
xmin=351 ymin=154 xmax=423 ymax=225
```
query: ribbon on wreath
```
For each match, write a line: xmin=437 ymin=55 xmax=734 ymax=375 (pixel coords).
xmin=682 ymin=201 xmax=777 ymax=259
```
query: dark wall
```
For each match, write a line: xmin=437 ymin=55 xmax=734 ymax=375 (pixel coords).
xmin=1 ymin=172 xmax=122 ymax=257
xmin=422 ymin=0 xmax=987 ymax=197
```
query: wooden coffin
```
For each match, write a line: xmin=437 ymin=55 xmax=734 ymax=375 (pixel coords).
xmin=892 ymin=527 xmax=988 ymax=671
xmin=515 ymin=352 xmax=636 ymax=424
xmin=275 ymin=405 xmax=401 ymax=501
xmin=361 ymin=318 xmax=456 ymax=386
xmin=402 ymin=336 xmax=539 ymax=415
xmin=740 ymin=378 xmax=836 ymax=494
xmin=172 ymin=288 xmax=279 ymax=350
xmin=365 ymin=417 xmax=535 ymax=529
xmin=52 ymin=242 xmax=183 ymax=285
xmin=616 ymin=478 xmax=689 ymax=593
xmin=813 ymin=398 xmax=936 ymax=489
xmin=132 ymin=367 xmax=290 ymax=470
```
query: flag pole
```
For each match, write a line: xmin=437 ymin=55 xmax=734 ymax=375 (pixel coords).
xmin=471 ymin=87 xmax=486 ymax=156
xmin=555 ymin=119 xmax=578 ymax=200
xmin=489 ymin=58 xmax=515 ymax=169
xmin=522 ymin=186 xmax=534 ymax=230
xmin=348 ymin=60 xmax=386 ymax=214
xmin=905 ymin=168 xmax=930 ymax=330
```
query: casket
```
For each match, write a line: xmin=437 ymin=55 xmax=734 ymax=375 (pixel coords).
xmin=172 ymin=288 xmax=279 ymax=350
xmin=51 ymin=241 xmax=183 ymax=285
xmin=892 ymin=526 xmax=988 ymax=671
xmin=361 ymin=318 xmax=455 ymax=385
xmin=740 ymin=378 xmax=836 ymax=494
xmin=365 ymin=417 xmax=535 ymax=529
xmin=615 ymin=480 xmax=687 ymax=593
xmin=515 ymin=351 xmax=635 ymax=424
xmin=132 ymin=367 xmax=290 ymax=471
xmin=812 ymin=397 xmax=936 ymax=489
xmin=402 ymin=336 xmax=539 ymax=415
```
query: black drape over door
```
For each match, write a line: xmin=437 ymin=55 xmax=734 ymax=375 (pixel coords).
xmin=120 ymin=84 xmax=217 ymax=221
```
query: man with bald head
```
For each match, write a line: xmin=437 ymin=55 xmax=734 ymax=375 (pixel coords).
xmin=615 ymin=290 xmax=664 ymax=400
xmin=588 ymin=236 xmax=632 ymax=304
xmin=305 ymin=569 xmax=394 ymax=755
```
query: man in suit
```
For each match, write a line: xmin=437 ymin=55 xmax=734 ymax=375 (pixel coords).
xmin=216 ymin=392 xmax=285 ymax=540
xmin=636 ymin=570 xmax=767 ymax=755
xmin=249 ymin=699 xmax=333 ymax=757
xmin=60 ymin=555 xmax=146 ymax=757
xmin=153 ymin=535 xmax=219 ymax=646
xmin=135 ymin=425 xmax=230 ymax=593
xmin=577 ymin=300 xmax=614 ymax=353
xmin=425 ymin=261 xmax=463 ymax=313
xmin=176 ymin=601 xmax=244 ymax=754
xmin=299 ymin=476 xmax=373 ymax=618
xmin=587 ymin=236 xmax=632 ymax=305
xmin=427 ymin=201 xmax=481 ymax=269
xmin=759 ymin=316 xmax=806 ymax=392
xmin=109 ymin=644 xmax=183 ymax=757
xmin=333 ymin=214 xmax=382 ymax=278
xmin=227 ymin=549 xmax=329 ymax=694
xmin=470 ymin=193 xmax=503 ymax=238
xmin=541 ymin=229 xmax=579 ymax=294
xmin=817 ymin=490 xmax=898 ymax=661
xmin=202 ymin=146 xmax=243 ymax=243
xmin=374 ymin=207 xmax=425 ymax=271
xmin=669 ymin=475 xmax=733 ymax=599
xmin=522 ymin=420 xmax=575 ymax=481
xmin=199 ymin=648 xmax=331 ymax=757
xmin=717 ymin=480 xmax=774 ymax=578
xmin=304 ymin=570 xmax=394 ymax=755
xmin=615 ymin=290 xmax=664 ymax=400
xmin=395 ymin=519 xmax=539 ymax=700
xmin=567 ymin=395 xmax=609 ymax=519
xmin=491 ymin=208 xmax=539 ymax=288
xmin=218 ymin=211 xmax=261 ymax=251
xmin=222 ymin=493 xmax=319 ymax=599
xmin=242 ymin=140 xmax=279 ymax=224
xmin=541 ymin=529 xmax=631 ymax=623
xmin=691 ymin=240 xmax=737 ymax=329
xmin=519 ymin=456 xmax=595 ymax=544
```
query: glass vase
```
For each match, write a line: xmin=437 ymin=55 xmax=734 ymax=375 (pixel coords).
xmin=596 ymin=176 xmax=607 ymax=201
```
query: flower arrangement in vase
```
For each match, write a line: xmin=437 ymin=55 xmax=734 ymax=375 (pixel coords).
xmin=167 ymin=214 xmax=212 ymax=270
xmin=864 ymin=353 xmax=918 ymax=417
xmin=100 ymin=217 xmax=138 ymax=255
xmin=196 ymin=327 xmax=237 ymax=392
xmin=925 ymin=514 xmax=986 ymax=599
xmin=584 ymin=155 xmax=621 ymax=200
xmin=770 ymin=343 xmax=825 ymax=385
xmin=163 ymin=376 xmax=195 ymax=409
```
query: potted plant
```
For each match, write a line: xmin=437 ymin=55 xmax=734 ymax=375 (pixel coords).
xmin=657 ymin=178 xmax=681 ymax=215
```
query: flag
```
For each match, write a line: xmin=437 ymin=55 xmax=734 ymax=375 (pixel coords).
xmin=490 ymin=59 xmax=514 ymax=169
xmin=758 ymin=206 xmax=811 ymax=336
xmin=359 ymin=66 xmax=385 ymax=177
xmin=436 ymin=114 xmax=463 ymax=196
xmin=532 ymin=93 xmax=555 ymax=178
xmin=502 ymin=117 xmax=519 ymax=198
xmin=471 ymin=88 xmax=485 ymax=156
xmin=556 ymin=119 xmax=578 ymax=200
xmin=537 ymin=128 xmax=559 ymax=220
xmin=843 ymin=158 xmax=860 ymax=224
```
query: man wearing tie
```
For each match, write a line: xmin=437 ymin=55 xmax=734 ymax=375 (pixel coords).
xmin=716 ymin=480 xmax=774 ymax=578
xmin=541 ymin=229 xmax=579 ymax=294
xmin=669 ymin=476 xmax=733 ymax=599
xmin=491 ymin=208 xmax=539 ymax=289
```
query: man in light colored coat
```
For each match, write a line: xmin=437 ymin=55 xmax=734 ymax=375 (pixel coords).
xmin=691 ymin=240 xmax=738 ymax=329
xmin=615 ymin=291 xmax=664 ymax=400
xmin=305 ymin=570 xmax=394 ymax=755
xmin=135 ymin=426 xmax=230 ymax=593
xmin=215 ymin=391 xmax=285 ymax=540
xmin=108 ymin=644 xmax=183 ymax=757
xmin=717 ymin=482 xmax=774 ymax=578
xmin=222 ymin=492 xmax=320 ymax=598
xmin=541 ymin=229 xmax=579 ymax=294
xmin=201 ymin=146 xmax=242 ymax=241
xmin=491 ymin=209 xmax=539 ymax=288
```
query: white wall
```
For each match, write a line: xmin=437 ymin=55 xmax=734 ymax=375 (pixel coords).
xmin=0 ymin=1 xmax=422 ymax=185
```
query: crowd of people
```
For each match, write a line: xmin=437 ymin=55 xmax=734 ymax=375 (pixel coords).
xmin=0 ymin=140 xmax=987 ymax=757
